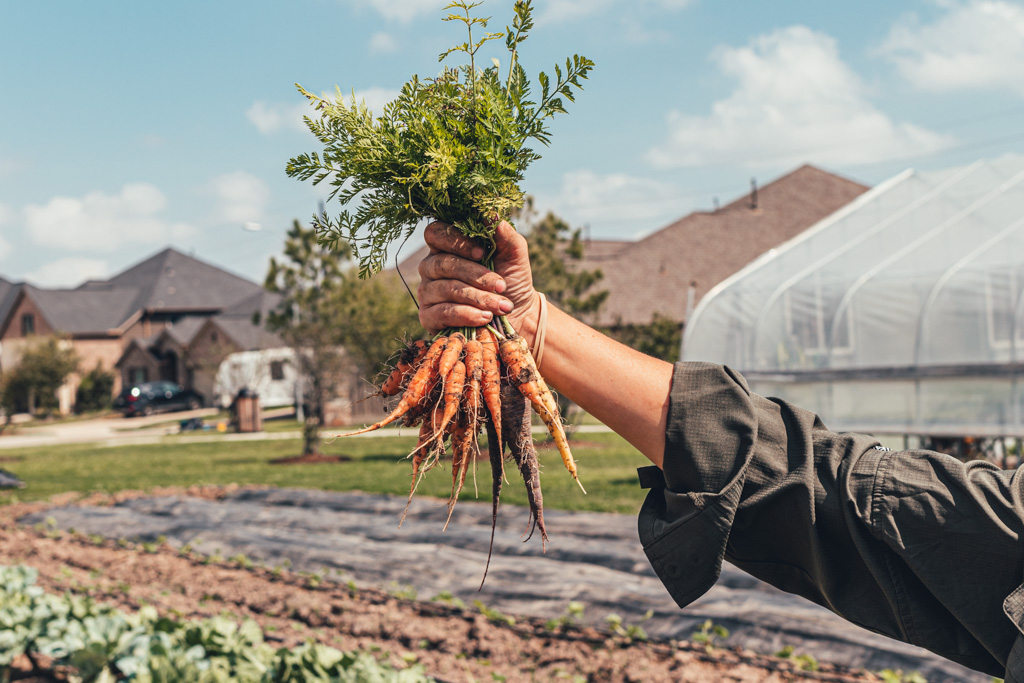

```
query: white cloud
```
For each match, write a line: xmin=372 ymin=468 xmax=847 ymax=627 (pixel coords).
xmin=539 ymin=0 xmax=691 ymax=25
xmin=350 ymin=0 xmax=436 ymax=23
xmin=880 ymin=0 xmax=1024 ymax=95
xmin=25 ymin=257 xmax=109 ymax=288
xmin=248 ymin=87 xmax=399 ymax=135
xmin=209 ymin=172 xmax=269 ymax=225
xmin=648 ymin=26 xmax=953 ymax=169
xmin=247 ymin=101 xmax=309 ymax=135
xmin=538 ymin=170 xmax=692 ymax=233
xmin=369 ymin=31 xmax=398 ymax=54
xmin=24 ymin=183 xmax=195 ymax=252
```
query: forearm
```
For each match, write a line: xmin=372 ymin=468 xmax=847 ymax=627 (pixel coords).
xmin=520 ymin=304 xmax=672 ymax=467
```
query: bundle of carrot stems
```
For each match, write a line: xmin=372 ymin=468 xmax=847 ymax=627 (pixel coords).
xmin=335 ymin=311 xmax=583 ymax=582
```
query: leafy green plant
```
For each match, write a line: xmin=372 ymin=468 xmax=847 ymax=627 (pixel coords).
xmin=473 ymin=599 xmax=516 ymax=627
xmin=691 ymin=619 xmax=729 ymax=653
xmin=430 ymin=590 xmax=467 ymax=610
xmin=544 ymin=600 xmax=584 ymax=632
xmin=287 ymin=0 xmax=593 ymax=277
xmin=775 ymin=644 xmax=820 ymax=671
xmin=0 ymin=564 xmax=433 ymax=682
xmin=877 ymin=670 xmax=929 ymax=683
xmin=604 ymin=610 xmax=651 ymax=643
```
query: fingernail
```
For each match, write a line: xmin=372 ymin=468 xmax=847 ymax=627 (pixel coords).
xmin=493 ymin=278 xmax=506 ymax=294
xmin=471 ymin=247 xmax=484 ymax=260
xmin=480 ymin=311 xmax=494 ymax=324
xmin=499 ymin=299 xmax=513 ymax=314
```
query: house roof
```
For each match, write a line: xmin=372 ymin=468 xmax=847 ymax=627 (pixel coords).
xmin=579 ymin=165 xmax=870 ymax=326
xmin=79 ymin=247 xmax=264 ymax=313
xmin=20 ymin=284 xmax=141 ymax=335
xmin=0 ymin=277 xmax=21 ymax=332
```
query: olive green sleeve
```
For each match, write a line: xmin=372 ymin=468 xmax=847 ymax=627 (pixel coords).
xmin=639 ymin=362 xmax=1024 ymax=679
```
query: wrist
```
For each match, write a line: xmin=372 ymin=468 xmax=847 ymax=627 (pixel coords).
xmin=508 ymin=290 xmax=544 ymax=350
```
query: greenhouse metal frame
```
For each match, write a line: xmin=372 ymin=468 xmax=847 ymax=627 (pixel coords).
xmin=683 ymin=155 xmax=1024 ymax=441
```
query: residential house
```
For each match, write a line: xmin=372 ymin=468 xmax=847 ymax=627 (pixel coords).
xmin=0 ymin=248 xmax=285 ymax=413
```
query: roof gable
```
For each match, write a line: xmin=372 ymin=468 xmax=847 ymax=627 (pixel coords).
xmin=87 ymin=247 xmax=264 ymax=313
xmin=579 ymin=165 xmax=871 ymax=326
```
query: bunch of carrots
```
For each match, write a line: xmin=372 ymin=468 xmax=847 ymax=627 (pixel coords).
xmin=336 ymin=317 xmax=583 ymax=583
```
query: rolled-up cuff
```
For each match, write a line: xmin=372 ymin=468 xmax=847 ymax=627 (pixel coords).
xmin=637 ymin=362 xmax=757 ymax=607
xmin=639 ymin=469 xmax=745 ymax=607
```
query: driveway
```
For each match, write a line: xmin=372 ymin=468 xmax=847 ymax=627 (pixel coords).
xmin=0 ymin=409 xmax=218 ymax=450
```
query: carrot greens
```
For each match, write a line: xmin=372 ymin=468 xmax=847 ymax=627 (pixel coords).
xmin=286 ymin=0 xmax=593 ymax=277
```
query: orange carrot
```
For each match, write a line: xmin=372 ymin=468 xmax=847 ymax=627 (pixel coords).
xmin=335 ymin=336 xmax=447 ymax=437
xmin=380 ymin=339 xmax=429 ymax=397
xmin=477 ymin=327 xmax=502 ymax=454
xmin=437 ymin=331 xmax=466 ymax=383
xmin=444 ymin=414 xmax=473 ymax=530
xmin=433 ymin=360 xmax=466 ymax=439
xmin=401 ymin=404 xmax=445 ymax=526
xmin=498 ymin=334 xmax=584 ymax=492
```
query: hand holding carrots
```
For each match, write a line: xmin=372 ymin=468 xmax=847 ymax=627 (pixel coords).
xmin=418 ymin=220 xmax=544 ymax=350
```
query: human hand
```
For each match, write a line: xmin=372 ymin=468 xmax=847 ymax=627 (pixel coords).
xmin=417 ymin=220 xmax=542 ymax=344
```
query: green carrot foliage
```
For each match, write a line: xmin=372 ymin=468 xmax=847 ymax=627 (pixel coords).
xmin=286 ymin=0 xmax=594 ymax=277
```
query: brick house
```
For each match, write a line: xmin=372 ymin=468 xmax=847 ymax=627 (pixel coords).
xmin=0 ymin=248 xmax=284 ymax=413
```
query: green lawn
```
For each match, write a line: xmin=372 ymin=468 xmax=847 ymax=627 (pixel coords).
xmin=0 ymin=431 xmax=652 ymax=515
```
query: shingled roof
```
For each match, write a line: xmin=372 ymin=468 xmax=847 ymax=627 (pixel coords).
xmin=22 ymin=285 xmax=141 ymax=334
xmin=579 ymin=165 xmax=870 ymax=327
xmin=79 ymin=247 xmax=264 ymax=313
xmin=0 ymin=277 xmax=20 ymax=333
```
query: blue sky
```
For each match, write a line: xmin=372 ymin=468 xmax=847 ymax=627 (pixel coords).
xmin=2 ymin=0 xmax=1023 ymax=288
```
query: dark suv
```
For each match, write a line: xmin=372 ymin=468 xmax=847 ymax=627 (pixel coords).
xmin=114 ymin=381 xmax=203 ymax=417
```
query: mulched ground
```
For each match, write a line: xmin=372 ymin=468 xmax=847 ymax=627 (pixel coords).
xmin=0 ymin=487 xmax=881 ymax=683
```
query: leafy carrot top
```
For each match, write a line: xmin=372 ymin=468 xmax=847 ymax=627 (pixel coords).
xmin=286 ymin=0 xmax=594 ymax=277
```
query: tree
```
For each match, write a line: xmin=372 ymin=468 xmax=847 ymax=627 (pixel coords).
xmin=603 ymin=313 xmax=682 ymax=363
xmin=263 ymin=220 xmax=421 ymax=455
xmin=331 ymin=271 xmax=420 ymax=386
xmin=264 ymin=220 xmax=350 ymax=456
xmin=0 ymin=337 xmax=79 ymax=418
xmin=75 ymin=363 xmax=116 ymax=413
xmin=522 ymin=204 xmax=609 ymax=325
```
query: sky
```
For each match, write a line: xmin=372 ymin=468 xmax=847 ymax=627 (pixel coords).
xmin=2 ymin=0 xmax=1023 ymax=289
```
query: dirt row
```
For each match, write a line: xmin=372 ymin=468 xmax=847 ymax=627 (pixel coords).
xmin=0 ymin=488 xmax=881 ymax=683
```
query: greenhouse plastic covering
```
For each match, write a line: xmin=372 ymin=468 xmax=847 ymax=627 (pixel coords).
xmin=683 ymin=154 xmax=1024 ymax=436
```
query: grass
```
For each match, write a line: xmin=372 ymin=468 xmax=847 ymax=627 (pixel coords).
xmin=0 ymin=430 xmax=651 ymax=515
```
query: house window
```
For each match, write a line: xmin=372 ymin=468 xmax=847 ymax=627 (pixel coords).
xmin=130 ymin=367 xmax=148 ymax=385
xmin=270 ymin=360 xmax=285 ymax=381
xmin=21 ymin=313 xmax=34 ymax=336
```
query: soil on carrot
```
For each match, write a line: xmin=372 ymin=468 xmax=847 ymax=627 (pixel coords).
xmin=0 ymin=488 xmax=880 ymax=683
xmin=269 ymin=453 xmax=353 ymax=465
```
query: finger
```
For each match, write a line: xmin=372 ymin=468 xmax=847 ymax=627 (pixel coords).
xmin=418 ymin=252 xmax=506 ymax=293
xmin=493 ymin=220 xmax=526 ymax=259
xmin=424 ymin=221 xmax=485 ymax=261
xmin=419 ymin=302 xmax=494 ymax=334
xmin=418 ymin=278 xmax=513 ymax=316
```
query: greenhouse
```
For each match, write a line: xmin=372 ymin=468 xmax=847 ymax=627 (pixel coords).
xmin=682 ymin=154 xmax=1024 ymax=441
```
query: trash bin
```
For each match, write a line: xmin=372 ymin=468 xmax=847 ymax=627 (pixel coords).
xmin=232 ymin=388 xmax=263 ymax=433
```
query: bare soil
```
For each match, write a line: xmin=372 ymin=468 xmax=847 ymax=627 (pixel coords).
xmin=0 ymin=488 xmax=882 ymax=683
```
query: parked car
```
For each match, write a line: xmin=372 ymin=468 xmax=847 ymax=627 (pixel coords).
xmin=114 ymin=381 xmax=204 ymax=417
